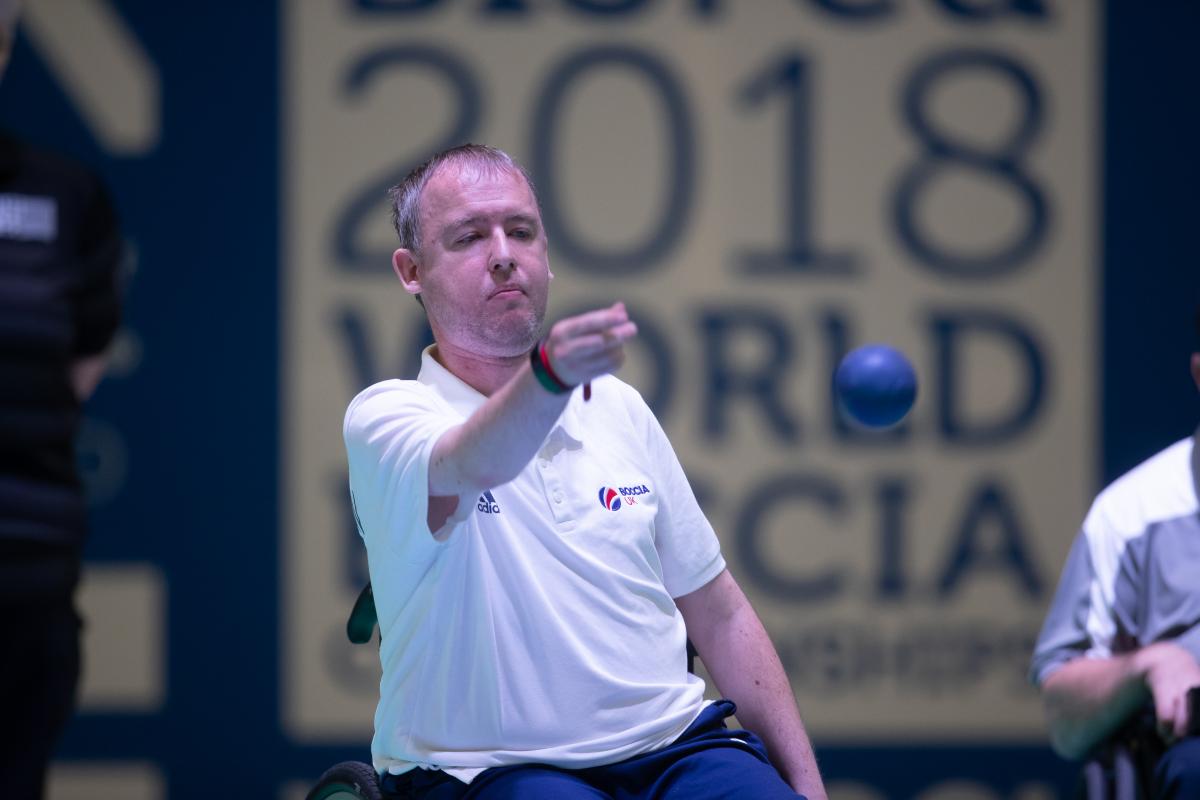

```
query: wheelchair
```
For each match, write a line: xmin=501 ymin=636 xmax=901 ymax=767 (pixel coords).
xmin=307 ymin=759 xmax=384 ymax=800
xmin=305 ymin=584 xmax=385 ymax=800
xmin=1077 ymin=687 xmax=1200 ymax=800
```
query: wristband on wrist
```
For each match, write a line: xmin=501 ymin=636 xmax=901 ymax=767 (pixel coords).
xmin=530 ymin=339 xmax=574 ymax=395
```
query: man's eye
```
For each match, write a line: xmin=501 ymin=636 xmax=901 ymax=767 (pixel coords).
xmin=511 ymin=229 xmax=532 ymax=240
xmin=456 ymin=233 xmax=479 ymax=245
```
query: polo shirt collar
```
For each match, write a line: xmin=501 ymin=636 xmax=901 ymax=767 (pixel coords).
xmin=417 ymin=346 xmax=486 ymax=417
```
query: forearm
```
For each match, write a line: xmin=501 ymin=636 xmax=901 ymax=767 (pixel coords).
xmin=1041 ymin=653 xmax=1148 ymax=759
xmin=430 ymin=360 xmax=570 ymax=495
xmin=703 ymin=605 xmax=826 ymax=799
xmin=681 ymin=572 xmax=825 ymax=799
xmin=428 ymin=302 xmax=635 ymax=497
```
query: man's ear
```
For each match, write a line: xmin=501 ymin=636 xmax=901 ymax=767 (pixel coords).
xmin=393 ymin=248 xmax=422 ymax=296
xmin=1190 ymin=352 xmax=1200 ymax=393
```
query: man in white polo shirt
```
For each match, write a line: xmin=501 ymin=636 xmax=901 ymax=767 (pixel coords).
xmin=343 ymin=144 xmax=825 ymax=800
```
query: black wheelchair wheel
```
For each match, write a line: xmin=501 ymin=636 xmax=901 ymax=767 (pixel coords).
xmin=306 ymin=760 xmax=383 ymax=800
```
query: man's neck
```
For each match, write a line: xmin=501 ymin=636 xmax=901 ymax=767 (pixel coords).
xmin=431 ymin=342 xmax=528 ymax=397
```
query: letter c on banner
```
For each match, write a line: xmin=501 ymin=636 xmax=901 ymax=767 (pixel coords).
xmin=734 ymin=473 xmax=847 ymax=602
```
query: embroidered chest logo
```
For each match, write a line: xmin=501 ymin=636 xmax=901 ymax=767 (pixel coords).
xmin=598 ymin=484 xmax=652 ymax=511
xmin=476 ymin=490 xmax=501 ymax=514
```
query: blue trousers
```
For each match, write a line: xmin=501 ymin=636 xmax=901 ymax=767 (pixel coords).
xmin=381 ymin=700 xmax=804 ymax=800
xmin=1155 ymin=738 xmax=1200 ymax=799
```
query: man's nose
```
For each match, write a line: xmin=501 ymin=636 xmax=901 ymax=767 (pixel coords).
xmin=489 ymin=231 xmax=516 ymax=274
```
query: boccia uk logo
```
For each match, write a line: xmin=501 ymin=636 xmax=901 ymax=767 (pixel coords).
xmin=598 ymin=484 xmax=652 ymax=510
xmin=598 ymin=487 xmax=622 ymax=511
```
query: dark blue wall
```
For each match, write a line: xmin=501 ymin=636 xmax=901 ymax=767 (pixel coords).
xmin=1103 ymin=1 xmax=1200 ymax=484
xmin=0 ymin=2 xmax=286 ymax=796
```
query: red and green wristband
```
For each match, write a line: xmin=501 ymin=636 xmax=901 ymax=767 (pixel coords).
xmin=529 ymin=339 xmax=574 ymax=395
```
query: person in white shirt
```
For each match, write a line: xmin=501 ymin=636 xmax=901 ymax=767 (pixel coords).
xmin=344 ymin=143 xmax=825 ymax=800
xmin=1031 ymin=312 xmax=1200 ymax=798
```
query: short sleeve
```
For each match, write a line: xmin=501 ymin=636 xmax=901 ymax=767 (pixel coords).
xmin=622 ymin=388 xmax=724 ymax=598
xmin=343 ymin=381 xmax=464 ymax=563
xmin=1029 ymin=530 xmax=1100 ymax=687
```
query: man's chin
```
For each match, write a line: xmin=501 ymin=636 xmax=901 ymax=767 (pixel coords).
xmin=479 ymin=322 xmax=541 ymax=358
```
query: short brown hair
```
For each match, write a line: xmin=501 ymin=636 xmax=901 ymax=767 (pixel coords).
xmin=387 ymin=144 xmax=538 ymax=257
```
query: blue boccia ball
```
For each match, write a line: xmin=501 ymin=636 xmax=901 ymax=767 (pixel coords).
xmin=834 ymin=344 xmax=917 ymax=428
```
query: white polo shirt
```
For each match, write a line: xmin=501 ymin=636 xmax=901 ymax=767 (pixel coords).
xmin=343 ymin=347 xmax=726 ymax=780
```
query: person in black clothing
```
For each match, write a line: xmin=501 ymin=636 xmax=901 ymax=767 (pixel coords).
xmin=0 ymin=3 xmax=123 ymax=798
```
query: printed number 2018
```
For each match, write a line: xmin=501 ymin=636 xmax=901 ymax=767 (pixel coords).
xmin=334 ymin=45 xmax=1047 ymax=281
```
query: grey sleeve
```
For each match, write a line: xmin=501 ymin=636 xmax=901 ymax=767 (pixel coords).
xmin=1029 ymin=531 xmax=1097 ymax=687
xmin=1177 ymin=624 xmax=1200 ymax=664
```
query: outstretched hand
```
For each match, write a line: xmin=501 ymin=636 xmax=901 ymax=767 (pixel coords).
xmin=542 ymin=302 xmax=638 ymax=387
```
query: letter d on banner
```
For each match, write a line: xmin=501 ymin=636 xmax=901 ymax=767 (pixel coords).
xmin=931 ymin=310 xmax=1047 ymax=445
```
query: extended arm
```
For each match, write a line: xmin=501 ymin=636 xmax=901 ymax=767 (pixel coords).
xmin=428 ymin=356 xmax=573 ymax=497
xmin=676 ymin=569 xmax=827 ymax=800
xmin=426 ymin=304 xmax=636 ymax=520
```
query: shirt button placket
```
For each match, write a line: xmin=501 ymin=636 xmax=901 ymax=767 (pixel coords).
xmin=540 ymin=457 xmax=573 ymax=524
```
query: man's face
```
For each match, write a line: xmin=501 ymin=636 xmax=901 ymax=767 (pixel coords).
xmin=408 ymin=162 xmax=552 ymax=358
